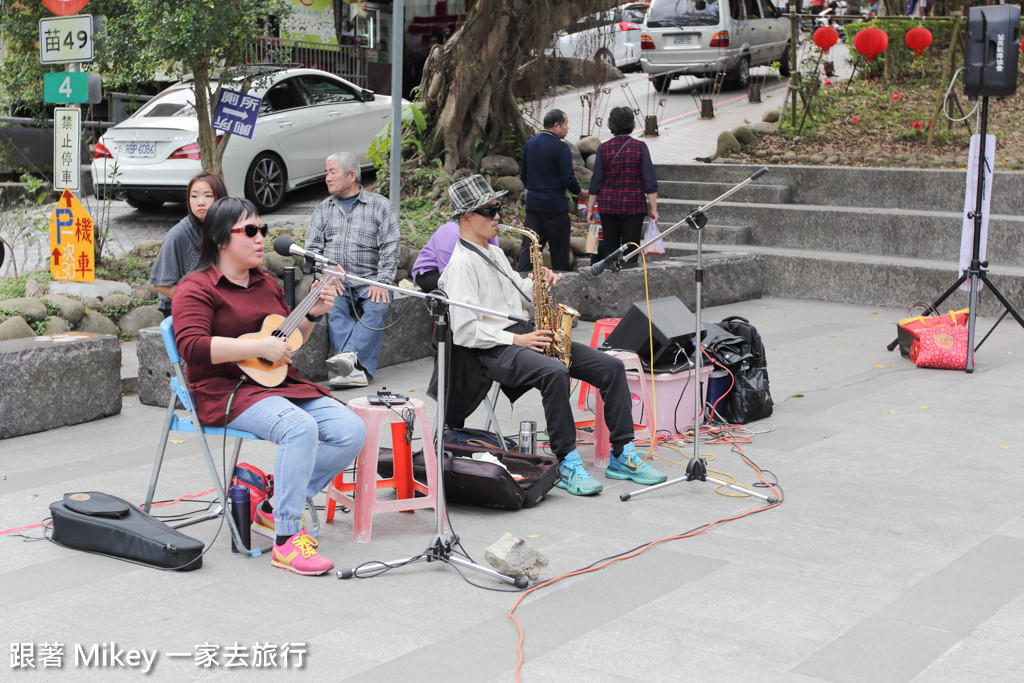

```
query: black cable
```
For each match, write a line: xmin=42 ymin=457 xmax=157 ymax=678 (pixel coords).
xmin=345 ymin=288 xmax=417 ymax=332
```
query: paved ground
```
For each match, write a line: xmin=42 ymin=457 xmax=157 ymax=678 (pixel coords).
xmin=3 ymin=296 xmax=1024 ymax=681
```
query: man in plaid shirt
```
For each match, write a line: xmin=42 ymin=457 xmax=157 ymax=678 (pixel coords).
xmin=305 ymin=152 xmax=400 ymax=388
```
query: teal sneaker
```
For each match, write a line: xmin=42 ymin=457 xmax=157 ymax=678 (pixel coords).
xmin=606 ymin=443 xmax=668 ymax=485
xmin=555 ymin=451 xmax=603 ymax=496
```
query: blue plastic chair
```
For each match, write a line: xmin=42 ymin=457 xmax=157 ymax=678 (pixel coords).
xmin=143 ymin=316 xmax=319 ymax=557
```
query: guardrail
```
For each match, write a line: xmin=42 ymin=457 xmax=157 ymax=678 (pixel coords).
xmin=248 ymin=38 xmax=368 ymax=88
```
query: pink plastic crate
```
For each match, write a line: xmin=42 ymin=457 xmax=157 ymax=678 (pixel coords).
xmin=625 ymin=365 xmax=712 ymax=435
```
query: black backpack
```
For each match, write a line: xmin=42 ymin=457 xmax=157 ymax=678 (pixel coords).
xmin=705 ymin=316 xmax=773 ymax=424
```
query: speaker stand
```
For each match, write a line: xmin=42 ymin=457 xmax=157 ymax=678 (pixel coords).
xmin=886 ymin=96 xmax=1024 ymax=371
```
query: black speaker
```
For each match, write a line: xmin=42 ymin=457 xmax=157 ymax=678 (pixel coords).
xmin=964 ymin=4 xmax=1021 ymax=99
xmin=604 ymin=297 xmax=700 ymax=367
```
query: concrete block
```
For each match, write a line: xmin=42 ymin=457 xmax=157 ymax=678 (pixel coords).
xmin=293 ymin=317 xmax=330 ymax=383
xmin=378 ymin=295 xmax=435 ymax=369
xmin=0 ymin=333 xmax=121 ymax=439
xmin=554 ymin=253 xmax=762 ymax=321
xmin=136 ymin=326 xmax=177 ymax=408
xmin=138 ymin=295 xmax=436 ymax=406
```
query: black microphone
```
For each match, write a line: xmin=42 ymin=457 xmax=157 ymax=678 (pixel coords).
xmin=273 ymin=236 xmax=333 ymax=265
xmin=589 ymin=244 xmax=629 ymax=276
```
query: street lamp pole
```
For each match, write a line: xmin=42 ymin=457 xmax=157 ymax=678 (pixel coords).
xmin=389 ymin=0 xmax=404 ymax=212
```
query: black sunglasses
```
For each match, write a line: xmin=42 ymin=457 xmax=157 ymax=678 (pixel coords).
xmin=231 ymin=223 xmax=269 ymax=238
xmin=472 ymin=204 xmax=502 ymax=219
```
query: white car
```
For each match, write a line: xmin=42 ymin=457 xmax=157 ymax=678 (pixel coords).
xmin=92 ymin=67 xmax=400 ymax=213
xmin=549 ymin=3 xmax=649 ymax=69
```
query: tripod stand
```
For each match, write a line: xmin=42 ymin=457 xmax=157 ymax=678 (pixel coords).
xmin=885 ymin=97 xmax=1024 ymax=372
xmin=593 ymin=169 xmax=777 ymax=504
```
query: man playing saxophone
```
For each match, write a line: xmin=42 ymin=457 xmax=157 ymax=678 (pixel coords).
xmin=439 ymin=175 xmax=667 ymax=496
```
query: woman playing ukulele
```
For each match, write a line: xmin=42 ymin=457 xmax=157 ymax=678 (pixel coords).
xmin=173 ymin=197 xmax=366 ymax=576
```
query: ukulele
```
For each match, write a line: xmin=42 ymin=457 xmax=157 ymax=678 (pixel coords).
xmin=236 ymin=267 xmax=344 ymax=387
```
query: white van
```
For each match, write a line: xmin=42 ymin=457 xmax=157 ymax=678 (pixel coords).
xmin=640 ymin=0 xmax=792 ymax=91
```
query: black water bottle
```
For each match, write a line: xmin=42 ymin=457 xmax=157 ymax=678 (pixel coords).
xmin=228 ymin=485 xmax=251 ymax=553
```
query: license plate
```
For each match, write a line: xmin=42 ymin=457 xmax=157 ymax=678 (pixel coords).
xmin=123 ymin=141 xmax=156 ymax=158
xmin=673 ymin=35 xmax=693 ymax=46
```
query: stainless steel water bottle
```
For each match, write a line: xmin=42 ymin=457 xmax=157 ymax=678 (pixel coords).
xmin=518 ymin=420 xmax=537 ymax=455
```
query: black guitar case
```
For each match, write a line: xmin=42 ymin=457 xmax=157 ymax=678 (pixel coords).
xmin=49 ymin=492 xmax=205 ymax=571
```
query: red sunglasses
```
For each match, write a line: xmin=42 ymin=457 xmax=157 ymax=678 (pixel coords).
xmin=231 ymin=223 xmax=269 ymax=238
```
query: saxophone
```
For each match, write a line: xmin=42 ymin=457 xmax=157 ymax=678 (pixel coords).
xmin=498 ymin=224 xmax=580 ymax=368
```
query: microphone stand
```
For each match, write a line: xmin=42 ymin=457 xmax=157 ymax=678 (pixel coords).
xmin=608 ymin=169 xmax=778 ymax=504
xmin=288 ymin=252 xmax=530 ymax=588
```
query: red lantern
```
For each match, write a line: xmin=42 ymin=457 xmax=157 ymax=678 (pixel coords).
xmin=854 ymin=26 xmax=889 ymax=63
xmin=904 ymin=26 xmax=933 ymax=58
xmin=813 ymin=26 xmax=840 ymax=54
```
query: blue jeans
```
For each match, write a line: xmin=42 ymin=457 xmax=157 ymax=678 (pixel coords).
xmin=326 ymin=289 xmax=392 ymax=379
xmin=227 ymin=395 xmax=366 ymax=537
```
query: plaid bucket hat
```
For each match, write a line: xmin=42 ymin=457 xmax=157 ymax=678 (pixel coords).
xmin=449 ymin=174 xmax=507 ymax=220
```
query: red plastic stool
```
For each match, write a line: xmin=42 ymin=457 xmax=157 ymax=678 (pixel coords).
xmin=325 ymin=397 xmax=442 ymax=543
xmin=578 ymin=317 xmax=622 ymax=410
xmin=585 ymin=350 xmax=657 ymax=468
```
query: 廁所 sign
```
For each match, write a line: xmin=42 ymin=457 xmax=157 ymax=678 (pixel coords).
xmin=53 ymin=107 xmax=81 ymax=192
xmin=39 ymin=15 xmax=93 ymax=64
xmin=211 ymin=88 xmax=262 ymax=139
xmin=49 ymin=189 xmax=95 ymax=283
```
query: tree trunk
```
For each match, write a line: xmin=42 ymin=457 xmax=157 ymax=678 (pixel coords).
xmin=420 ymin=0 xmax=611 ymax=173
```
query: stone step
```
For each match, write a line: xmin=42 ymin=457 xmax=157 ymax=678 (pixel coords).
xmin=659 ymin=198 xmax=1024 ymax=267
xmin=658 ymin=179 xmax=792 ymax=204
xmin=654 ymin=163 xmax=1024 ymax=215
xmin=664 ymin=241 xmax=1024 ymax=317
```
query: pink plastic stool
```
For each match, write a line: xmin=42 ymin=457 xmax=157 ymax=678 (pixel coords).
xmin=590 ymin=350 xmax=657 ymax=468
xmin=325 ymin=397 xmax=442 ymax=543
xmin=578 ymin=317 xmax=622 ymax=410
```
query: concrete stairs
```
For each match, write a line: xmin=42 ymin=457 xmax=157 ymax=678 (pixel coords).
xmin=654 ymin=163 xmax=1024 ymax=316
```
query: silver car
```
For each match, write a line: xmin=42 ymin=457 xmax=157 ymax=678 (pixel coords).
xmin=640 ymin=0 xmax=792 ymax=90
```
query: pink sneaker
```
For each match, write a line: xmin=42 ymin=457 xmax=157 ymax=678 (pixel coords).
xmin=271 ymin=532 xmax=333 ymax=576
xmin=252 ymin=505 xmax=317 ymax=545
xmin=251 ymin=504 xmax=276 ymax=540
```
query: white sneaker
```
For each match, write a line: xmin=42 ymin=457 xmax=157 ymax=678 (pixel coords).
xmin=329 ymin=368 xmax=368 ymax=389
xmin=325 ymin=351 xmax=357 ymax=377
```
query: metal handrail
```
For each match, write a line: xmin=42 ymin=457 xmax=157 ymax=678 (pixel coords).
xmin=247 ymin=37 xmax=369 ymax=88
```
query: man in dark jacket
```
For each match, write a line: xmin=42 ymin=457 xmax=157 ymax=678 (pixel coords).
xmin=518 ymin=109 xmax=583 ymax=272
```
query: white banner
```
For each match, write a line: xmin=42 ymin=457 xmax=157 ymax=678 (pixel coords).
xmin=959 ymin=133 xmax=995 ymax=291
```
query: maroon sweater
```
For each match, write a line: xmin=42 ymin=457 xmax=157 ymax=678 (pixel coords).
xmin=172 ymin=265 xmax=331 ymax=426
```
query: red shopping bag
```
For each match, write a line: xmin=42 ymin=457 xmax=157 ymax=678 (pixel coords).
xmin=909 ymin=324 xmax=972 ymax=370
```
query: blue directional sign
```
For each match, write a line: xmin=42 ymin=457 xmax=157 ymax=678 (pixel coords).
xmin=211 ymin=88 xmax=262 ymax=139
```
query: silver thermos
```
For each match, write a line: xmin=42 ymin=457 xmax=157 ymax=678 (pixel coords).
xmin=518 ymin=420 xmax=537 ymax=455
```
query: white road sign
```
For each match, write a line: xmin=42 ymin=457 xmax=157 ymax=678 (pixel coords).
xmin=53 ymin=107 xmax=82 ymax=192
xmin=39 ymin=15 xmax=94 ymax=64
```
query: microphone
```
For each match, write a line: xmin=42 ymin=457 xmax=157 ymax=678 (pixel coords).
xmin=589 ymin=244 xmax=629 ymax=276
xmin=273 ymin=236 xmax=333 ymax=265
